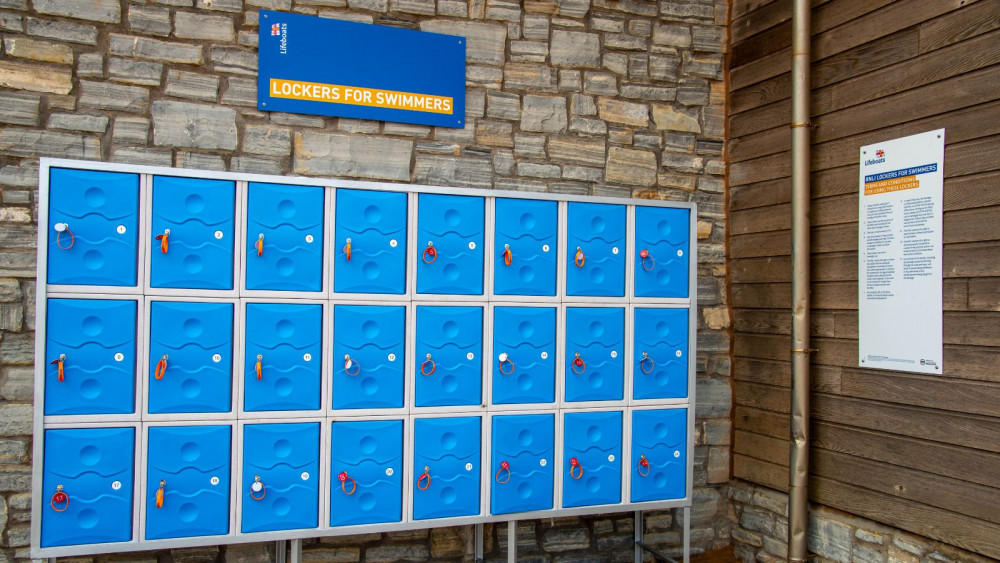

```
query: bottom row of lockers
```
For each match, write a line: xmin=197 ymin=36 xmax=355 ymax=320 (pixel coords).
xmin=40 ymin=408 xmax=688 ymax=548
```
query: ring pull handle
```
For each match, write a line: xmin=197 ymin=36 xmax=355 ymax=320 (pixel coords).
xmin=155 ymin=229 xmax=170 ymax=254
xmin=422 ymin=241 xmax=437 ymax=264
xmin=51 ymin=484 xmax=69 ymax=512
xmin=417 ymin=466 xmax=431 ymax=490
xmin=640 ymin=248 xmax=655 ymax=271
xmin=155 ymin=480 xmax=165 ymax=508
xmin=155 ymin=355 xmax=168 ymax=380
xmin=495 ymin=460 xmax=511 ymax=484
xmin=571 ymin=352 xmax=586 ymax=374
xmin=344 ymin=354 xmax=361 ymax=376
xmin=255 ymin=354 xmax=263 ymax=381
xmin=569 ymin=457 xmax=583 ymax=480
xmin=574 ymin=246 xmax=585 ymax=268
xmin=502 ymin=244 xmax=512 ymax=266
xmin=638 ymin=454 xmax=650 ymax=477
xmin=54 ymin=223 xmax=75 ymax=250
xmin=338 ymin=471 xmax=357 ymax=495
xmin=344 ymin=237 xmax=352 ymax=261
xmin=50 ymin=353 xmax=66 ymax=382
xmin=498 ymin=352 xmax=515 ymax=375
xmin=420 ymin=353 xmax=436 ymax=376
xmin=250 ymin=475 xmax=266 ymax=500
xmin=255 ymin=233 xmax=264 ymax=257
xmin=639 ymin=351 xmax=655 ymax=374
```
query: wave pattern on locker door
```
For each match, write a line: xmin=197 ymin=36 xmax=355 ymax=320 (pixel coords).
xmin=150 ymin=176 xmax=235 ymax=290
xmin=492 ymin=307 xmax=556 ymax=404
xmin=148 ymin=302 xmax=233 ymax=414
xmin=41 ymin=428 xmax=134 ymax=548
xmin=490 ymin=414 xmax=554 ymax=515
xmin=630 ymin=409 xmax=686 ymax=502
xmin=562 ymin=411 xmax=622 ymax=507
xmin=245 ymin=183 xmax=324 ymax=292
xmin=241 ymin=423 xmax=319 ymax=533
xmin=47 ymin=168 xmax=140 ymax=287
xmin=633 ymin=308 xmax=689 ymax=400
xmin=566 ymin=203 xmax=626 ymax=297
xmin=145 ymin=425 xmax=231 ymax=540
xmin=45 ymin=298 xmax=136 ymax=415
xmin=244 ymin=303 xmax=322 ymax=412
xmin=416 ymin=194 xmax=484 ymax=295
xmin=330 ymin=420 xmax=403 ymax=527
xmin=493 ymin=198 xmax=557 ymax=296
xmin=634 ymin=207 xmax=689 ymax=298
xmin=334 ymin=189 xmax=407 ymax=294
xmin=415 ymin=306 xmax=483 ymax=407
xmin=412 ymin=417 xmax=481 ymax=520
xmin=564 ymin=307 xmax=624 ymax=402
xmin=332 ymin=305 xmax=405 ymax=410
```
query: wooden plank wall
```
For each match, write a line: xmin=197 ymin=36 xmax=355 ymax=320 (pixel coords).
xmin=727 ymin=0 xmax=1000 ymax=558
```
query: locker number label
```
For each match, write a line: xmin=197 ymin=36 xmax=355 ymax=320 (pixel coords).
xmin=468 ymin=241 xmax=476 ymax=250
xmin=305 ymin=234 xmax=314 ymax=243
xmin=610 ymin=351 xmax=618 ymax=358
xmin=303 ymin=353 xmax=312 ymax=362
xmin=540 ymin=352 xmax=548 ymax=360
xmin=387 ymin=353 xmax=396 ymax=362
xmin=114 ymin=353 xmax=124 ymax=362
xmin=466 ymin=352 xmax=475 ymax=360
xmin=385 ymin=468 xmax=393 ymax=476
xmin=301 ymin=472 xmax=310 ymax=481
xmin=542 ymin=244 xmax=550 ymax=252
xmin=116 ymin=225 xmax=127 ymax=234
xmin=677 ymin=249 xmax=684 ymax=257
xmin=214 ymin=231 xmax=224 ymax=239
xmin=675 ymin=350 xmax=683 ymax=357
xmin=111 ymin=481 xmax=122 ymax=491
xmin=465 ymin=463 xmax=473 ymax=471
xmin=539 ymin=459 xmax=547 ymax=467
xmin=674 ymin=451 xmax=681 ymax=458
xmin=212 ymin=354 xmax=222 ymax=363
xmin=608 ymin=454 xmax=615 ymax=462
xmin=389 ymin=239 xmax=398 ymax=248
xmin=210 ymin=476 xmax=220 ymax=485
xmin=612 ymin=247 xmax=619 ymax=254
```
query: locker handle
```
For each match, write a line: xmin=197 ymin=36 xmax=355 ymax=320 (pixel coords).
xmin=417 ymin=466 xmax=431 ymax=490
xmin=574 ymin=247 xmax=585 ymax=268
xmin=338 ymin=471 xmax=357 ymax=495
xmin=155 ymin=480 xmax=165 ymax=508
xmin=255 ymin=354 xmax=263 ymax=380
xmin=54 ymin=223 xmax=75 ymax=250
xmin=640 ymin=249 xmax=655 ymax=271
xmin=255 ymin=233 xmax=264 ymax=257
xmin=51 ymin=485 xmax=69 ymax=512
xmin=422 ymin=241 xmax=437 ymax=264
xmin=155 ymin=229 xmax=170 ymax=254
xmin=344 ymin=238 xmax=352 ymax=261
xmin=571 ymin=352 xmax=586 ymax=374
xmin=569 ymin=457 xmax=583 ymax=480
xmin=497 ymin=353 xmax=515 ymax=375
xmin=155 ymin=355 xmax=168 ymax=380
xmin=250 ymin=475 xmax=266 ymax=500
xmin=502 ymin=244 xmax=512 ymax=266
xmin=50 ymin=354 xmax=66 ymax=382
xmin=343 ymin=354 xmax=361 ymax=376
xmin=639 ymin=351 xmax=655 ymax=374
xmin=495 ymin=461 xmax=511 ymax=484
xmin=420 ymin=353 xmax=436 ymax=376
xmin=637 ymin=454 xmax=650 ymax=477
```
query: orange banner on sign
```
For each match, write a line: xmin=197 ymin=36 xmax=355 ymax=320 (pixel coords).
xmin=268 ymin=79 xmax=453 ymax=114
xmin=864 ymin=175 xmax=920 ymax=195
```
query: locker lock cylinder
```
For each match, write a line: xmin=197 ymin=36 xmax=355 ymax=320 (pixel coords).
xmin=155 ymin=480 xmax=165 ymax=509
xmin=495 ymin=460 xmax=511 ymax=484
xmin=250 ymin=475 xmax=266 ymax=500
xmin=639 ymin=351 xmax=655 ymax=374
xmin=422 ymin=241 xmax=437 ymax=263
xmin=343 ymin=237 xmax=352 ymax=261
xmin=155 ymin=355 xmax=168 ymax=380
xmin=255 ymin=233 xmax=264 ymax=257
xmin=338 ymin=471 xmax=357 ymax=495
xmin=497 ymin=352 xmax=515 ymax=375
xmin=569 ymin=457 xmax=583 ymax=480
xmin=51 ymin=484 xmax=69 ymax=512
xmin=574 ymin=246 xmax=585 ymax=267
xmin=502 ymin=243 xmax=512 ymax=266
xmin=637 ymin=454 xmax=650 ymax=477
xmin=50 ymin=353 xmax=66 ymax=382
xmin=53 ymin=222 xmax=75 ymax=250
xmin=417 ymin=466 xmax=431 ymax=490
xmin=420 ymin=353 xmax=436 ymax=376
xmin=571 ymin=352 xmax=587 ymax=374
xmin=255 ymin=354 xmax=263 ymax=380
xmin=343 ymin=354 xmax=361 ymax=376
xmin=155 ymin=229 xmax=170 ymax=254
xmin=639 ymin=248 xmax=656 ymax=271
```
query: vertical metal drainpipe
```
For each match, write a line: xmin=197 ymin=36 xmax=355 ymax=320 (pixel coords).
xmin=789 ymin=0 xmax=812 ymax=560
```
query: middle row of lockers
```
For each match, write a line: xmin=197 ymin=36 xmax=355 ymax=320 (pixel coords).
xmin=43 ymin=298 xmax=691 ymax=416
xmin=47 ymin=168 xmax=691 ymax=299
xmin=39 ymin=409 xmax=688 ymax=547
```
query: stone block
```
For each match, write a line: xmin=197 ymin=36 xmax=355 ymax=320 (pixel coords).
xmin=153 ymin=100 xmax=238 ymax=150
xmin=211 ymin=46 xmax=257 ymax=75
xmin=128 ymin=5 xmax=171 ymax=36
xmin=511 ymin=40 xmax=548 ymax=63
xmin=175 ymin=11 xmax=235 ymax=41
xmin=653 ymin=23 xmax=691 ymax=47
xmin=504 ymin=63 xmax=557 ymax=91
xmin=652 ymin=104 xmax=701 ymax=133
xmin=109 ymin=34 xmax=204 ymax=64
xmin=604 ymin=33 xmax=647 ymax=51
xmin=518 ymin=162 xmax=560 ymax=178
xmin=109 ymin=57 xmax=164 ymax=86
xmin=413 ymin=155 xmax=492 ymax=189
xmin=3 ymin=37 xmax=72 ymax=65
xmin=597 ymin=98 xmax=648 ymax=127
xmin=0 ymin=127 xmax=100 ymax=160
xmin=808 ymin=514 xmax=852 ymax=563
xmin=555 ymin=0 xmax=590 ymax=17
xmin=692 ymin=25 xmax=726 ymax=52
xmin=0 ymin=439 xmax=26 ymax=464
xmin=523 ymin=14 xmax=549 ymax=39
xmin=605 ymin=147 xmax=656 ymax=186
xmin=295 ymin=132 xmax=412 ymax=181
xmin=196 ymin=0 xmax=244 ymax=11
xmin=467 ymin=65 xmax=503 ymax=88
xmin=683 ymin=52 xmax=723 ymax=79
xmin=364 ymin=544 xmax=430 ymax=562
xmin=514 ymin=134 xmax=546 ymax=158
xmin=0 ymin=404 xmax=31 ymax=436
xmin=0 ymin=11 xmax=22 ymax=32
xmin=559 ymin=69 xmax=582 ymax=91
xmin=476 ymin=120 xmax=514 ymax=147
xmin=569 ymin=117 xmax=607 ymax=135
xmin=548 ymin=137 xmax=605 ymax=167
xmin=563 ymin=166 xmax=602 ymax=182
xmin=521 ymin=94 xmax=567 ymax=132
xmin=113 ymin=147 xmax=173 ymax=167
xmin=542 ymin=527 xmax=589 ymax=552
xmin=77 ymin=53 xmax=104 ymax=78
xmin=383 ymin=123 xmax=431 ymax=138
xmin=493 ymin=149 xmax=514 ymax=174
xmin=420 ymin=20 xmax=506 ymax=65
xmin=571 ymin=93 xmax=597 ymax=116
xmin=25 ymin=16 xmax=98 ymax=44
xmin=583 ymin=72 xmax=618 ymax=95
xmin=487 ymin=0 xmax=520 ymax=21
xmin=176 ymin=151 xmax=226 ymax=171
xmin=34 ymin=0 xmax=120 ymax=22
xmin=551 ymin=30 xmax=600 ymax=67
xmin=437 ymin=0 xmax=466 ymax=16
xmin=243 ymin=125 xmax=292 ymax=156
xmin=602 ymin=52 xmax=628 ymax=75
xmin=430 ymin=526 xmax=468 ymax=557
xmin=660 ymin=3 xmax=714 ymax=20
xmin=49 ymin=113 xmax=109 ymax=133
xmin=222 ymin=77 xmax=258 ymax=107
xmin=0 ymin=93 xmax=39 ymax=126
xmin=853 ymin=542 xmax=886 ymax=563
xmin=487 ymin=91 xmax=521 ymax=120
xmin=0 ymin=60 xmax=71 ymax=94
xmin=301 ymin=547 xmax=360 ymax=563
xmin=392 ymin=0 xmax=436 ymax=15
xmin=678 ymin=85 xmax=710 ymax=106
xmin=165 ymin=69 xmax=221 ymax=102
xmin=113 ymin=117 xmax=150 ymax=144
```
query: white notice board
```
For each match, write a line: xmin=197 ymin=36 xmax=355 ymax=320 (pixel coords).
xmin=858 ymin=129 xmax=944 ymax=374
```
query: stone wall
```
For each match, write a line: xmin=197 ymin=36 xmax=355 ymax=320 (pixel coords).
xmin=729 ymin=481 xmax=997 ymax=563
xmin=0 ymin=0 xmax=731 ymax=561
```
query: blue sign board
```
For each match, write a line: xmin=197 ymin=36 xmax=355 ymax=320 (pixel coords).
xmin=257 ymin=10 xmax=466 ymax=128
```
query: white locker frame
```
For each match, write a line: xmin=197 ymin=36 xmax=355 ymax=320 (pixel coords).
xmin=31 ymin=158 xmax=697 ymax=559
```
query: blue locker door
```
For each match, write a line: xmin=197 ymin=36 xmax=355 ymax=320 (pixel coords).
xmin=562 ymin=411 xmax=622 ymax=507
xmin=148 ymin=302 xmax=233 ymax=414
xmin=492 ymin=307 xmax=555 ymax=405
xmin=334 ymin=189 xmax=407 ymax=294
xmin=145 ymin=426 xmax=231 ymax=540
xmin=244 ymin=303 xmax=322 ymax=412
xmin=150 ymin=176 xmax=235 ymax=290
xmin=490 ymin=414 xmax=554 ymax=515
xmin=564 ymin=307 xmax=625 ymax=402
xmin=330 ymin=420 xmax=403 ymax=527
xmin=566 ymin=203 xmax=626 ymax=297
xmin=416 ymin=194 xmax=484 ymax=295
xmin=331 ymin=305 xmax=405 ymax=410
xmin=241 ymin=423 xmax=319 ymax=533
xmin=44 ymin=299 xmax=136 ymax=415
xmin=633 ymin=308 xmax=689 ymax=400
xmin=414 ymin=306 xmax=483 ymax=407
xmin=630 ymin=409 xmax=687 ymax=502
xmin=412 ymin=417 xmax=480 ymax=520
xmin=245 ymin=183 xmax=324 ymax=292
xmin=493 ymin=198 xmax=557 ymax=296
xmin=634 ymin=207 xmax=690 ymax=298
xmin=41 ymin=428 xmax=134 ymax=547
xmin=47 ymin=168 xmax=139 ymax=287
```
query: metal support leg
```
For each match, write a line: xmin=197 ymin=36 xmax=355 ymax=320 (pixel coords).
xmin=683 ymin=506 xmax=691 ymax=563
xmin=276 ymin=540 xmax=287 ymax=563
xmin=475 ymin=523 xmax=484 ymax=562
xmin=507 ymin=520 xmax=516 ymax=563
xmin=289 ymin=539 xmax=302 ymax=563
xmin=634 ymin=510 xmax=643 ymax=562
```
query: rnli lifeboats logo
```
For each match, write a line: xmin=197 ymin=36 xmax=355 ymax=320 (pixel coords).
xmin=270 ymin=23 xmax=280 ymax=36
xmin=876 ymin=149 xmax=885 ymax=158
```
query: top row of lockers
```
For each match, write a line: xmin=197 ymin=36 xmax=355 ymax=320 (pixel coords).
xmin=44 ymin=168 xmax=693 ymax=300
